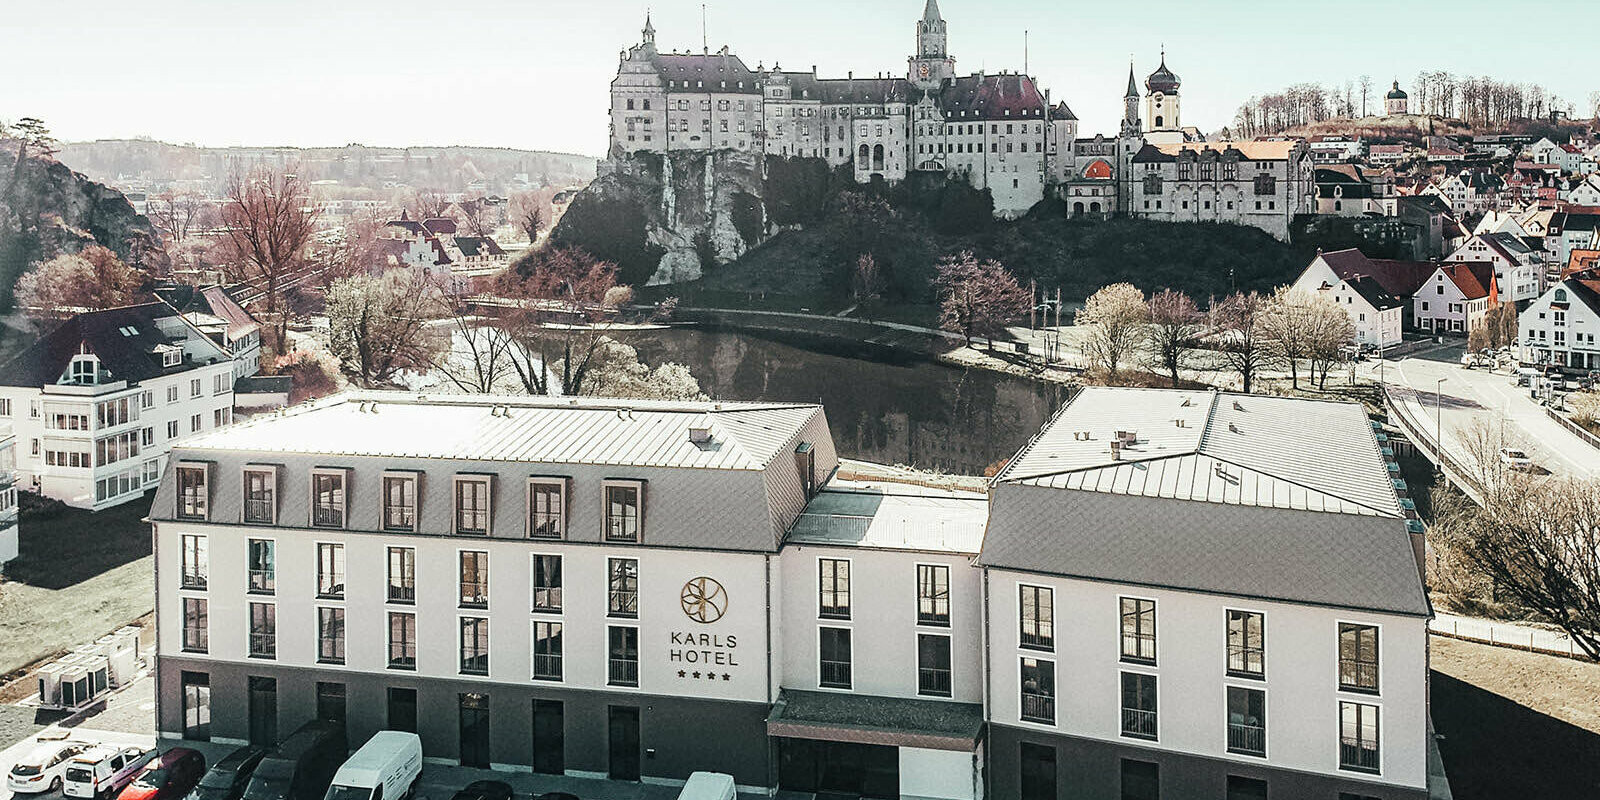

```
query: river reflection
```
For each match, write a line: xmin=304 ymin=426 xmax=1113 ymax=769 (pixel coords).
xmin=630 ymin=326 xmax=1069 ymax=476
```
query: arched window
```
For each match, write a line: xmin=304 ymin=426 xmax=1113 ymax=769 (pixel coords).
xmin=857 ymin=144 xmax=870 ymax=170
xmin=1090 ymin=202 xmax=1102 ymax=213
xmin=1073 ymin=202 xmax=1085 ymax=215
xmin=1154 ymin=115 xmax=1164 ymax=128
xmin=872 ymin=144 xmax=885 ymax=171
xmin=1556 ymin=289 xmax=1569 ymax=302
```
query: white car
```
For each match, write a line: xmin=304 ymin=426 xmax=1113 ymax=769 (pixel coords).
xmin=7 ymin=741 xmax=90 ymax=794
xmin=1499 ymin=447 xmax=1534 ymax=472
xmin=61 ymin=745 xmax=155 ymax=799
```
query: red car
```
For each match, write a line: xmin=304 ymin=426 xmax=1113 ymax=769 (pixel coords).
xmin=118 ymin=749 xmax=206 ymax=800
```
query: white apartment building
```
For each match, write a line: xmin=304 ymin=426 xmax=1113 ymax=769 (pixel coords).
xmin=0 ymin=303 xmax=239 ymax=510
xmin=151 ymin=390 xmax=1439 ymax=799
xmin=0 ymin=427 xmax=17 ymax=564
xmin=1292 ymin=251 xmax=1406 ymax=349
xmin=1446 ymin=232 xmax=1543 ymax=304
xmin=1413 ymin=263 xmax=1496 ymax=334
xmin=1519 ymin=278 xmax=1600 ymax=369
xmin=982 ymin=388 xmax=1432 ymax=800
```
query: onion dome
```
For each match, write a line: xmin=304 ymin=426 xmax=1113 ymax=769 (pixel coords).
xmin=1387 ymin=81 xmax=1408 ymax=100
xmin=1145 ymin=52 xmax=1180 ymax=96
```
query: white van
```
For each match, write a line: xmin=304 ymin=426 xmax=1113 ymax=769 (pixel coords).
xmin=62 ymin=745 xmax=155 ymax=798
xmin=676 ymin=772 xmax=736 ymax=800
xmin=322 ymin=732 xmax=421 ymax=800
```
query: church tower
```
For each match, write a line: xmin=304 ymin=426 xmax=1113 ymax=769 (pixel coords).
xmin=1121 ymin=62 xmax=1142 ymax=136
xmin=640 ymin=12 xmax=657 ymax=56
xmin=909 ymin=0 xmax=955 ymax=90
xmin=1143 ymin=50 xmax=1182 ymax=133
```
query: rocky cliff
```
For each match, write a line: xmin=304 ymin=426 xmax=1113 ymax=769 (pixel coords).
xmin=549 ymin=149 xmax=772 ymax=287
xmin=0 ymin=142 xmax=167 ymax=308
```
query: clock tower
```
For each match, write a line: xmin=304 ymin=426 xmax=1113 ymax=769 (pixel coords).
xmin=908 ymin=0 xmax=955 ymax=90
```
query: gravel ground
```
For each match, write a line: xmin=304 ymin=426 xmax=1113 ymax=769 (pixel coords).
xmin=1432 ymin=636 xmax=1600 ymax=799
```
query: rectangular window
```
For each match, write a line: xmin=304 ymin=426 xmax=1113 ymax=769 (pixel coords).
xmin=167 ymin=420 xmax=179 ymax=439
xmin=1120 ymin=597 xmax=1157 ymax=664
xmin=1019 ymin=657 xmax=1055 ymax=724
xmin=167 ymin=385 xmax=179 ymax=404
xmin=316 ymin=543 xmax=345 ymax=599
xmin=460 ymin=617 xmax=489 ymax=675
xmin=528 ymin=479 xmax=565 ymax=538
xmin=459 ymin=551 xmax=489 ymax=609
xmin=917 ymin=634 xmax=952 ymax=697
xmin=388 ymin=612 xmax=416 ymax=669
xmin=316 ymin=682 xmax=346 ymax=724
xmin=1120 ymin=672 xmax=1158 ymax=740
xmin=182 ymin=598 xmax=208 ymax=653
xmin=608 ymin=626 xmax=639 ymax=687
xmin=387 ymin=687 xmax=417 ymax=733
xmin=1120 ymin=759 xmax=1159 ymax=800
xmin=1340 ymin=623 xmax=1380 ymax=693
xmin=243 ymin=468 xmax=276 ymax=524
xmin=533 ymin=621 xmax=563 ymax=681
xmin=1019 ymin=585 xmax=1054 ymax=651
xmin=1339 ymin=701 xmax=1381 ymax=773
xmin=180 ymin=534 xmax=208 ymax=590
xmin=312 ymin=470 xmax=347 ymax=528
xmin=1227 ymin=686 xmax=1266 ymax=756
xmin=1227 ymin=610 xmax=1265 ymax=678
xmin=455 ymin=476 xmax=491 ymax=535
xmin=601 ymin=481 xmax=645 ymax=542
xmin=181 ymin=672 xmax=210 ymax=741
xmin=177 ymin=465 xmax=208 ymax=520
xmin=818 ymin=627 xmax=852 ymax=689
xmin=247 ymin=539 xmax=275 ymax=594
xmin=387 ymin=547 xmax=416 ymax=603
xmin=608 ymin=558 xmax=638 ymax=618
xmin=382 ymin=473 xmax=418 ymax=532
xmin=1226 ymin=776 xmax=1268 ymax=800
xmin=248 ymin=602 xmax=276 ymax=658
xmin=191 ymin=414 xmax=201 ymax=433
xmin=317 ymin=607 xmax=346 ymax=665
xmin=818 ymin=558 xmax=851 ymax=619
xmin=532 ymin=554 xmax=562 ymax=613
xmin=917 ymin=564 xmax=950 ymax=626
xmin=190 ymin=378 xmax=202 ymax=397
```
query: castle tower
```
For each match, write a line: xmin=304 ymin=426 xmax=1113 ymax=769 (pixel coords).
xmin=1385 ymin=80 xmax=1409 ymax=116
xmin=1143 ymin=50 xmax=1181 ymax=133
xmin=1121 ymin=62 xmax=1142 ymax=136
xmin=909 ymin=0 xmax=955 ymax=89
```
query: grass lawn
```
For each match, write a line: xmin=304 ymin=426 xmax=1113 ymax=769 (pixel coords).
xmin=1431 ymin=636 xmax=1600 ymax=798
xmin=0 ymin=494 xmax=155 ymax=675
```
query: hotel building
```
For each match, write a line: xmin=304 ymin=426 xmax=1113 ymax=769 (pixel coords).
xmin=151 ymin=389 xmax=1438 ymax=799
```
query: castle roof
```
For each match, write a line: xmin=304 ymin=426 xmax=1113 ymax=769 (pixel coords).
xmin=656 ymin=52 xmax=761 ymax=94
xmin=923 ymin=0 xmax=942 ymax=23
xmin=1133 ymin=140 xmax=1300 ymax=163
xmin=1051 ymin=101 xmax=1077 ymax=121
xmin=938 ymin=73 xmax=1047 ymax=121
xmin=1125 ymin=64 xmax=1140 ymax=99
xmin=1145 ymin=54 xmax=1180 ymax=95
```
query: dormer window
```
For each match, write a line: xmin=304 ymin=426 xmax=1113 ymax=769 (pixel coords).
xmin=158 ymin=345 xmax=182 ymax=368
xmin=67 ymin=355 xmax=99 ymax=386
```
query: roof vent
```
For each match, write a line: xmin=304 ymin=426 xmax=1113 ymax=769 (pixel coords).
xmin=688 ymin=418 xmax=713 ymax=444
xmin=1180 ymin=397 xmax=1192 ymax=407
xmin=1116 ymin=430 xmax=1138 ymax=445
xmin=1110 ymin=440 xmax=1123 ymax=460
xmin=1175 ymin=418 xmax=1187 ymax=428
xmin=1229 ymin=422 xmax=1240 ymax=434
xmin=1233 ymin=400 xmax=1245 ymax=411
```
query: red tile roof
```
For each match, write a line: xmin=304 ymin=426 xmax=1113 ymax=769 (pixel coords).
xmin=1440 ymin=261 xmax=1496 ymax=301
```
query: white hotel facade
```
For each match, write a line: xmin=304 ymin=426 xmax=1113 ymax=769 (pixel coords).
xmin=151 ymin=390 xmax=1439 ymax=800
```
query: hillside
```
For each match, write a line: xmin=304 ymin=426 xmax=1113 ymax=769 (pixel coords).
xmin=1281 ymin=114 xmax=1590 ymax=145
xmin=57 ymin=140 xmax=598 ymax=196
xmin=0 ymin=142 xmax=167 ymax=309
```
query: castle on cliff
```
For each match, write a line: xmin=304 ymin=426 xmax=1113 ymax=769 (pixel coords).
xmin=608 ymin=1 xmax=1312 ymax=238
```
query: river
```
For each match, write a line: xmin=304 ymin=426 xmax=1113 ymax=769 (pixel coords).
xmin=630 ymin=326 xmax=1069 ymax=476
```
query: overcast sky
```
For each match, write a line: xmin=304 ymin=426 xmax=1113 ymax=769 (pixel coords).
xmin=6 ymin=0 xmax=1589 ymax=157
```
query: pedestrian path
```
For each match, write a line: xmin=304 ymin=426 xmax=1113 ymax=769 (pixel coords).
xmin=1430 ymin=611 xmax=1588 ymax=660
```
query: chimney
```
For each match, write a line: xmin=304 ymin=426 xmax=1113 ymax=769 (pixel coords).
xmin=1110 ymin=440 xmax=1123 ymax=460
xmin=688 ymin=414 xmax=713 ymax=444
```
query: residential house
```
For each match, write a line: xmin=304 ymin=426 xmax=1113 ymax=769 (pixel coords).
xmin=1414 ymin=262 xmax=1496 ymax=334
xmin=1305 ymin=135 xmax=1363 ymax=164
xmin=0 ymin=430 xmax=16 ymax=564
xmin=0 ymin=303 xmax=238 ymax=510
xmin=1564 ymin=175 xmax=1600 ymax=207
xmin=153 ymin=285 xmax=264 ymax=380
xmin=1446 ymin=232 xmax=1542 ymax=304
xmin=1291 ymin=250 xmax=1406 ymax=348
xmin=1129 ymin=140 xmax=1315 ymax=242
xmin=1367 ymin=144 xmax=1408 ymax=166
xmin=1314 ymin=165 xmax=1394 ymax=216
xmin=1519 ymin=277 xmax=1600 ymax=369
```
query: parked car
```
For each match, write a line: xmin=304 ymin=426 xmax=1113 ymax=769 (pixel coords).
xmin=242 ymin=721 xmax=348 ymax=800
xmin=186 ymin=746 xmax=267 ymax=800
xmin=450 ymin=781 xmax=513 ymax=800
xmin=1499 ymin=447 xmax=1534 ymax=471
xmin=323 ymin=732 xmax=421 ymax=800
xmin=7 ymin=741 xmax=91 ymax=794
xmin=63 ymin=745 xmax=157 ymax=799
xmin=119 ymin=749 xmax=207 ymax=800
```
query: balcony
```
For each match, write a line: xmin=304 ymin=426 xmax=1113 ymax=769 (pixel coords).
xmin=1020 ymin=692 xmax=1054 ymax=725
xmin=1228 ymin=722 xmax=1266 ymax=756
xmin=1121 ymin=708 xmax=1158 ymax=740
xmin=1340 ymin=660 xmax=1380 ymax=693
xmin=532 ymin=655 xmax=562 ymax=681
xmin=608 ymin=658 xmax=639 ymax=687
xmin=1340 ymin=741 xmax=1380 ymax=773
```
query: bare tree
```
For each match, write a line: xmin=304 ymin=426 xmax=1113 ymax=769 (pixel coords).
xmin=494 ymin=247 xmax=632 ymax=397
xmin=147 ymin=191 xmax=206 ymax=250
xmin=1076 ymin=283 xmax=1148 ymax=380
xmin=511 ymin=191 xmax=546 ymax=244
xmin=1360 ymin=75 xmax=1373 ymax=117
xmin=934 ymin=252 xmax=1031 ymax=348
xmin=852 ymin=253 xmax=885 ymax=301
xmin=1143 ymin=289 xmax=1203 ymax=387
xmin=324 ymin=270 xmax=447 ymax=387
xmin=1260 ymin=287 xmax=1318 ymax=389
xmin=455 ymin=198 xmax=493 ymax=238
xmin=220 ymin=165 xmax=320 ymax=354
xmin=1211 ymin=292 xmax=1271 ymax=394
xmin=1303 ymin=294 xmax=1356 ymax=388
xmin=408 ymin=188 xmax=451 ymax=220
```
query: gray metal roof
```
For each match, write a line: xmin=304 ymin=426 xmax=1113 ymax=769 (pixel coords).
xmin=179 ymin=391 xmax=824 ymax=472
xmin=785 ymin=479 xmax=988 ymax=554
xmin=983 ymin=388 xmax=1427 ymax=616
xmin=997 ymin=388 xmax=1404 ymax=518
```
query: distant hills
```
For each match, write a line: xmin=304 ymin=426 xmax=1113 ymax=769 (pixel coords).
xmin=56 ymin=140 xmax=598 ymax=195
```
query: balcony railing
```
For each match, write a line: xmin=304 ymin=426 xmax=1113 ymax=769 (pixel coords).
xmin=1340 ymin=660 xmax=1379 ymax=692
xmin=1340 ymin=741 xmax=1380 ymax=773
xmin=608 ymin=657 xmax=639 ymax=687
xmin=820 ymin=660 xmax=852 ymax=689
xmin=1121 ymin=708 xmax=1158 ymax=739
xmin=1020 ymin=692 xmax=1055 ymax=724
xmin=1228 ymin=722 xmax=1266 ymax=756
xmin=248 ymin=632 xmax=276 ymax=658
xmin=608 ymin=591 xmax=638 ymax=618
xmin=918 ymin=667 xmax=952 ymax=697
xmin=533 ymin=655 xmax=563 ymax=681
